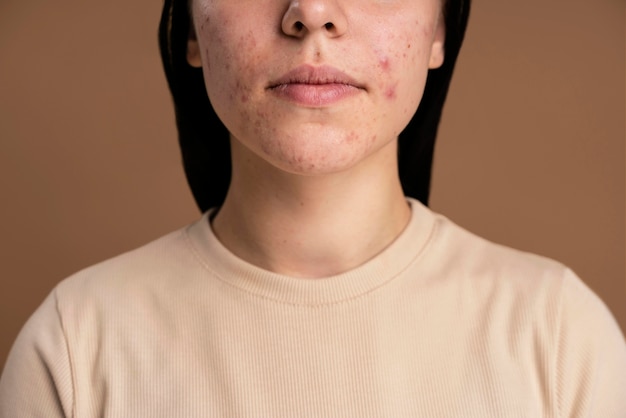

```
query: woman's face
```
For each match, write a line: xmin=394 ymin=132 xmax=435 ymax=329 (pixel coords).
xmin=187 ymin=0 xmax=445 ymax=175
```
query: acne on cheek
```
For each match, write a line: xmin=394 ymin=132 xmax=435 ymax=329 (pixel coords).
xmin=375 ymin=53 xmax=397 ymax=101
xmin=252 ymin=109 xmax=276 ymax=138
xmin=378 ymin=56 xmax=391 ymax=72
xmin=402 ymin=43 xmax=411 ymax=59
xmin=384 ymin=84 xmax=398 ymax=100
xmin=376 ymin=75 xmax=398 ymax=101
xmin=230 ymin=32 xmax=262 ymax=104
xmin=236 ymin=70 xmax=257 ymax=104
xmin=345 ymin=131 xmax=358 ymax=143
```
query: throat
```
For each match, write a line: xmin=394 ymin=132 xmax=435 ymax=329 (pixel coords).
xmin=211 ymin=190 xmax=411 ymax=279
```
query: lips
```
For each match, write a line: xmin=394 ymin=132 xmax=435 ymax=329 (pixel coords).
xmin=267 ymin=65 xmax=364 ymax=107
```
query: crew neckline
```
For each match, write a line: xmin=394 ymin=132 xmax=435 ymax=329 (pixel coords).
xmin=184 ymin=198 xmax=437 ymax=306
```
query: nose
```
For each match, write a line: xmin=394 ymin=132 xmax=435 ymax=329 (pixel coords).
xmin=281 ymin=0 xmax=348 ymax=38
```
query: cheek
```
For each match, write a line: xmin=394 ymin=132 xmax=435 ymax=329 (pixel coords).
xmin=374 ymin=52 xmax=397 ymax=100
xmin=378 ymin=55 xmax=392 ymax=72
xmin=373 ymin=23 xmax=427 ymax=104
xmin=369 ymin=24 xmax=434 ymax=135
xmin=372 ymin=58 xmax=404 ymax=108
xmin=198 ymin=20 xmax=265 ymax=123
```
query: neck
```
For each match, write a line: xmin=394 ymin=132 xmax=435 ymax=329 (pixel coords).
xmin=211 ymin=139 xmax=411 ymax=278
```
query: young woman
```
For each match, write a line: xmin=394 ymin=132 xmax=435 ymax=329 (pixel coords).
xmin=1 ymin=0 xmax=625 ymax=416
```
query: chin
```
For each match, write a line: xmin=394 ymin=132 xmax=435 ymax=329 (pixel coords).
xmin=261 ymin=144 xmax=362 ymax=176
xmin=255 ymin=130 xmax=392 ymax=177
xmin=271 ymin=155 xmax=362 ymax=177
xmin=230 ymin=111 xmax=399 ymax=177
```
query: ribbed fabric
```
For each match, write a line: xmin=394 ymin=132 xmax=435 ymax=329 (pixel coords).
xmin=1 ymin=199 xmax=625 ymax=417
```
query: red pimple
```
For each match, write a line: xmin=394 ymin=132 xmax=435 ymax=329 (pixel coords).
xmin=385 ymin=85 xmax=397 ymax=100
xmin=379 ymin=57 xmax=391 ymax=72
xmin=346 ymin=131 xmax=358 ymax=143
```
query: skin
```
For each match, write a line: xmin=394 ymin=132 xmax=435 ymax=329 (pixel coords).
xmin=187 ymin=0 xmax=445 ymax=278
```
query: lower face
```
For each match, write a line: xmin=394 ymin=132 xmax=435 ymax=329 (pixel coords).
xmin=189 ymin=0 xmax=444 ymax=176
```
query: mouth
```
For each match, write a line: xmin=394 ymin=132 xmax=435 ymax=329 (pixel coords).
xmin=268 ymin=65 xmax=364 ymax=89
xmin=267 ymin=65 xmax=365 ymax=107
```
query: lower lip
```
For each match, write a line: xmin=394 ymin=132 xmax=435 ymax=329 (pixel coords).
xmin=269 ymin=83 xmax=361 ymax=107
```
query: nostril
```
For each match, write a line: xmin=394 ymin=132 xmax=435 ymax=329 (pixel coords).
xmin=294 ymin=21 xmax=304 ymax=31
xmin=324 ymin=22 xmax=334 ymax=30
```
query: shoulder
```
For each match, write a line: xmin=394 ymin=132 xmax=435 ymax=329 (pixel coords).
xmin=553 ymin=266 xmax=626 ymax=416
xmin=424 ymin=210 xmax=569 ymax=296
xmin=0 ymin=218 xmax=208 ymax=416
xmin=427 ymin=211 xmax=622 ymax=334
xmin=42 ymin=215 xmax=219 ymax=337
xmin=54 ymin=217 xmax=207 ymax=305
xmin=425 ymin=210 xmax=626 ymax=415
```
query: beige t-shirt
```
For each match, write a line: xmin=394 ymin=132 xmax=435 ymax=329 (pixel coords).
xmin=1 ymin=199 xmax=625 ymax=417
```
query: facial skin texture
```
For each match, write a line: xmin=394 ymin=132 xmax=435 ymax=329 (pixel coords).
xmin=187 ymin=0 xmax=445 ymax=177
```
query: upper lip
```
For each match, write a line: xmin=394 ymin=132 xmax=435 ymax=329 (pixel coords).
xmin=268 ymin=65 xmax=364 ymax=89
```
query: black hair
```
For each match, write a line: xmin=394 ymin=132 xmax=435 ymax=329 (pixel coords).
xmin=159 ymin=0 xmax=471 ymax=212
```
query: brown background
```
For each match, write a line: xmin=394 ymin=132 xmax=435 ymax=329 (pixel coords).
xmin=1 ymin=0 xmax=624 ymax=369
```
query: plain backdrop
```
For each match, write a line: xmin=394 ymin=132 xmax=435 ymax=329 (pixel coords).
xmin=1 ymin=0 xmax=624 ymax=369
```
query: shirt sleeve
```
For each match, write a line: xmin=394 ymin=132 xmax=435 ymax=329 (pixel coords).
xmin=0 ymin=288 xmax=74 ymax=418
xmin=556 ymin=268 xmax=626 ymax=417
